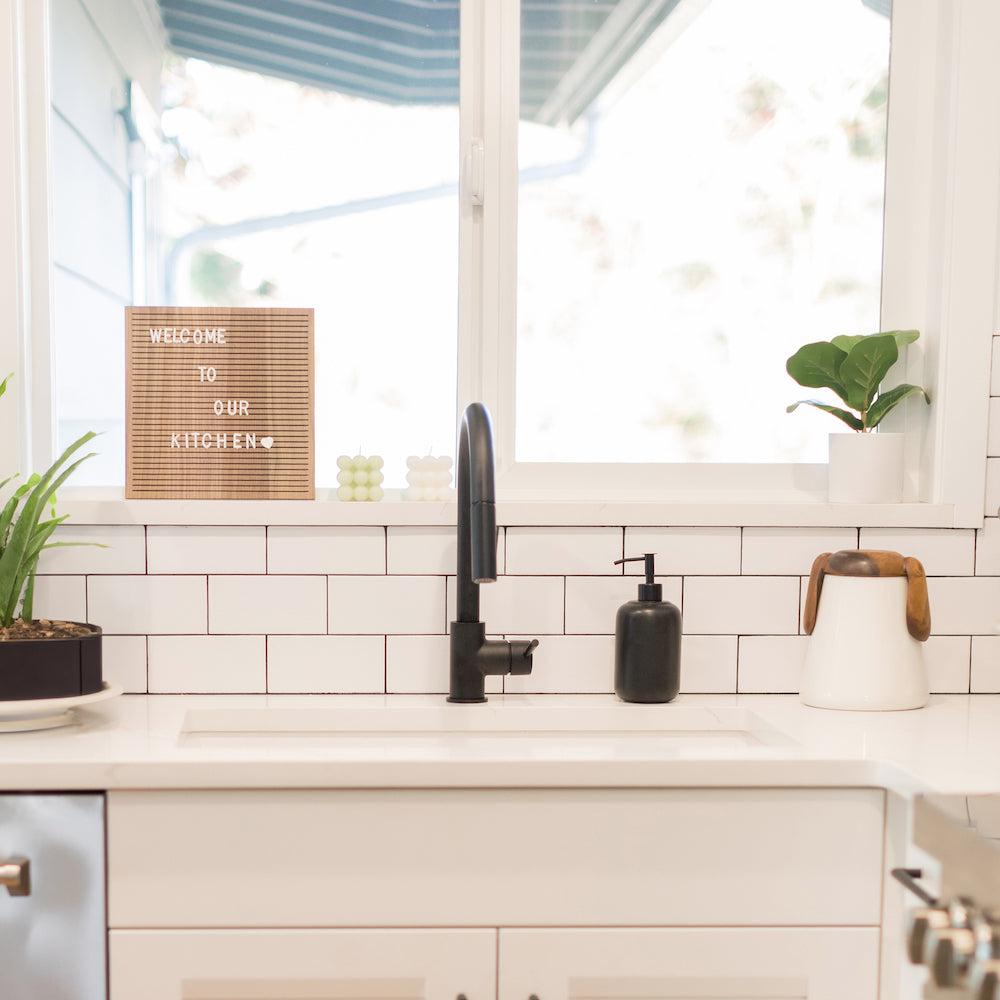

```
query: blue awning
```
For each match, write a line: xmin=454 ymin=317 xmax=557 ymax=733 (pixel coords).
xmin=158 ymin=0 xmax=890 ymax=125
xmin=157 ymin=0 xmax=684 ymax=124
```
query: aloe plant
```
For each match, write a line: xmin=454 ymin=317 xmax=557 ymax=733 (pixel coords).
xmin=786 ymin=329 xmax=930 ymax=431
xmin=0 ymin=375 xmax=98 ymax=627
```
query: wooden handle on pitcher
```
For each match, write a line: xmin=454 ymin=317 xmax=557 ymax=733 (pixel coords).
xmin=802 ymin=553 xmax=830 ymax=636
xmin=903 ymin=556 xmax=931 ymax=641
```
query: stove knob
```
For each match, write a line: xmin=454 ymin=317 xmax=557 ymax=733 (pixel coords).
xmin=928 ymin=926 xmax=978 ymax=986
xmin=969 ymin=960 xmax=1000 ymax=1000
xmin=908 ymin=907 xmax=951 ymax=964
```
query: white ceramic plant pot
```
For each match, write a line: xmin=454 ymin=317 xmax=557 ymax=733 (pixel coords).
xmin=800 ymin=576 xmax=928 ymax=711
xmin=828 ymin=432 xmax=904 ymax=504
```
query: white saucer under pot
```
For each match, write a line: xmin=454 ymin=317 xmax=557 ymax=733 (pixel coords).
xmin=0 ymin=682 xmax=123 ymax=732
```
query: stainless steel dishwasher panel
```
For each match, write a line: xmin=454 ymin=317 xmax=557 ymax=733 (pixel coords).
xmin=0 ymin=793 xmax=106 ymax=1000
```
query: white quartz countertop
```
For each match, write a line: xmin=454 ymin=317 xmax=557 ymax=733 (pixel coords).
xmin=1 ymin=693 xmax=1000 ymax=793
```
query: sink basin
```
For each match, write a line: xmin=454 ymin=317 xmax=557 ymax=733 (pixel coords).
xmin=178 ymin=702 xmax=793 ymax=750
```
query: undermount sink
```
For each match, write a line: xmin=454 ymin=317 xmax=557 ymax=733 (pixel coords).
xmin=178 ymin=702 xmax=794 ymax=750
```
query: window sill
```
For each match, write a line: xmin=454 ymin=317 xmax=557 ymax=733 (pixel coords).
xmin=56 ymin=492 xmax=960 ymax=528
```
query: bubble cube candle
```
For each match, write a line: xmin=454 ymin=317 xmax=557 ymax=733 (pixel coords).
xmin=403 ymin=455 xmax=454 ymax=501
xmin=336 ymin=454 xmax=384 ymax=502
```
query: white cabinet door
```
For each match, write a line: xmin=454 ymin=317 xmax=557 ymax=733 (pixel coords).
xmin=110 ymin=928 xmax=495 ymax=1000
xmin=499 ymin=928 xmax=879 ymax=1000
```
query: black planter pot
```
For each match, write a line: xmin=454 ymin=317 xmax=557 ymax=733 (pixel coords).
xmin=0 ymin=624 xmax=103 ymax=701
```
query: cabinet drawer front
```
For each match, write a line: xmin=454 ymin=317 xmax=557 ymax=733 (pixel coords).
xmin=110 ymin=929 xmax=495 ymax=1000
xmin=498 ymin=928 xmax=879 ymax=1000
xmin=108 ymin=788 xmax=883 ymax=928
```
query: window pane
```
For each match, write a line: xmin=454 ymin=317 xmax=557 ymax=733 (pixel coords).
xmin=517 ymin=0 xmax=890 ymax=463
xmin=50 ymin=0 xmax=459 ymax=487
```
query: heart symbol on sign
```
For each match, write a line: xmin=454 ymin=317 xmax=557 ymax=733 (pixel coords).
xmin=261 ymin=437 xmax=274 ymax=450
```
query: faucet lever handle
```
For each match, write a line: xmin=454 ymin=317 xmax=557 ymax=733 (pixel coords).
xmin=508 ymin=639 xmax=538 ymax=676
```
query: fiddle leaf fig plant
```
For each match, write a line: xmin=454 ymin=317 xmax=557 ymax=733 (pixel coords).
xmin=0 ymin=375 xmax=99 ymax=628
xmin=786 ymin=329 xmax=929 ymax=431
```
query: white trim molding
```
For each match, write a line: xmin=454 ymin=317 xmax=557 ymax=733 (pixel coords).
xmin=54 ymin=494 xmax=956 ymax=528
xmin=880 ymin=0 xmax=1000 ymax=526
xmin=0 ymin=0 xmax=31 ymax=476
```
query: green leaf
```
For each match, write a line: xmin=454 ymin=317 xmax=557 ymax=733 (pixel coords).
xmin=865 ymin=383 xmax=930 ymax=429
xmin=785 ymin=342 xmax=851 ymax=403
xmin=839 ymin=335 xmax=898 ymax=412
xmin=0 ymin=431 xmax=96 ymax=625
xmin=786 ymin=400 xmax=865 ymax=431
xmin=4 ymin=518 xmax=62 ymax=623
xmin=832 ymin=329 xmax=919 ymax=355
xmin=19 ymin=569 xmax=34 ymax=622
xmin=0 ymin=373 xmax=11 ymax=400
xmin=0 ymin=476 xmax=36 ymax=550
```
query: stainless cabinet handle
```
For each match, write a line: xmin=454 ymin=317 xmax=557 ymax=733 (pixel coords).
xmin=0 ymin=857 xmax=30 ymax=896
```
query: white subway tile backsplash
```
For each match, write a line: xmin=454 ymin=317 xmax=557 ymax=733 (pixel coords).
xmin=737 ymin=636 xmax=808 ymax=692
xmin=267 ymin=635 xmax=385 ymax=693
xmin=505 ymin=526 xmax=622 ymax=575
xmin=28 ymin=500 xmax=1000 ymax=695
xmin=926 ymin=577 xmax=1000 ymax=634
xmin=859 ymin=528 xmax=975 ymax=576
xmin=101 ymin=635 xmax=147 ymax=693
xmin=742 ymin=527 xmax=856 ymax=575
xmin=977 ymin=519 xmax=1000 ymax=575
xmin=148 ymin=635 xmax=265 ymax=693
xmin=88 ymin=576 xmax=206 ymax=634
xmin=387 ymin=526 xmax=457 ymax=575
xmin=147 ymin=526 xmax=265 ymax=575
xmin=680 ymin=635 xmax=737 ymax=693
xmin=924 ymin=636 xmax=971 ymax=693
xmin=32 ymin=575 xmax=87 ymax=622
xmin=385 ymin=635 xmax=502 ymax=694
xmin=446 ymin=576 xmax=564 ymax=635
xmin=330 ymin=575 xmax=445 ymax=635
xmin=505 ymin=635 xmax=613 ymax=693
xmin=564 ymin=576 xmax=682 ymax=635
xmin=268 ymin=526 xmax=384 ymax=574
xmin=38 ymin=524 xmax=145 ymax=574
xmin=972 ymin=636 xmax=1000 ymax=692
xmin=209 ymin=576 xmax=325 ymax=634
xmin=684 ymin=577 xmax=799 ymax=635
xmin=624 ymin=527 xmax=740 ymax=575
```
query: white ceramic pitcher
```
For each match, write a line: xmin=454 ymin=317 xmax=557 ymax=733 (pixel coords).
xmin=800 ymin=550 xmax=930 ymax=712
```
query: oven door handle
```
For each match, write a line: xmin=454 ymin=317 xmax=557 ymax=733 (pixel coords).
xmin=0 ymin=856 xmax=30 ymax=896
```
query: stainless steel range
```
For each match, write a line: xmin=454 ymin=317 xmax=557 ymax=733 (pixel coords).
xmin=905 ymin=795 xmax=1000 ymax=998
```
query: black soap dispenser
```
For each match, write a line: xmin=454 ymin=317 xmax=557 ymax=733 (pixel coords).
xmin=613 ymin=553 xmax=681 ymax=703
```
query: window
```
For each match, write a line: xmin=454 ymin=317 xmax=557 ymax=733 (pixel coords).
xmin=49 ymin=0 xmax=460 ymax=487
xmin=9 ymin=0 xmax=1000 ymax=521
xmin=516 ymin=0 xmax=890 ymax=464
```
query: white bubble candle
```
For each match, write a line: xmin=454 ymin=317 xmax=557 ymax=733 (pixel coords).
xmin=336 ymin=454 xmax=384 ymax=502
xmin=403 ymin=455 xmax=454 ymax=501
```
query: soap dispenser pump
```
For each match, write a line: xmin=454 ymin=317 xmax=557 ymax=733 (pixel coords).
xmin=612 ymin=553 xmax=681 ymax=703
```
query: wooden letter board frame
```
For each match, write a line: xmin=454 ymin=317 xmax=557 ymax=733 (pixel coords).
xmin=125 ymin=306 xmax=314 ymax=499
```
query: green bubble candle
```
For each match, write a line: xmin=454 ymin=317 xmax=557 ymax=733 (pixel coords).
xmin=335 ymin=454 xmax=384 ymax=501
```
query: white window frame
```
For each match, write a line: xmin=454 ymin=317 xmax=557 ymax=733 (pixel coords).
xmin=458 ymin=0 xmax=1000 ymax=524
xmin=0 ymin=0 xmax=997 ymax=526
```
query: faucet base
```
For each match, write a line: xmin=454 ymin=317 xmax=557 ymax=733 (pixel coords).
xmin=447 ymin=621 xmax=538 ymax=703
